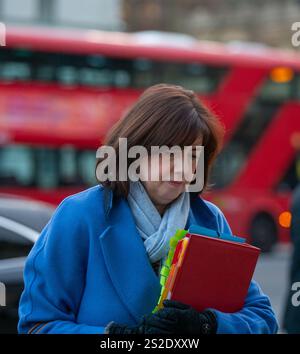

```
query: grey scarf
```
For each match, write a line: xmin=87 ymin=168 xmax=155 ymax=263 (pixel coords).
xmin=127 ymin=180 xmax=190 ymax=265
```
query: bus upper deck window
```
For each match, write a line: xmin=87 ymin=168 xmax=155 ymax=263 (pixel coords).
xmin=0 ymin=62 xmax=31 ymax=82
xmin=260 ymin=67 xmax=295 ymax=102
xmin=57 ymin=66 xmax=78 ymax=86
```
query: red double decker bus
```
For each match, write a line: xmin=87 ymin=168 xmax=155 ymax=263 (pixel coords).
xmin=1 ymin=26 xmax=300 ymax=251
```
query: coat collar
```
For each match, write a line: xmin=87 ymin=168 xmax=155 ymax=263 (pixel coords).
xmin=99 ymin=186 xmax=219 ymax=323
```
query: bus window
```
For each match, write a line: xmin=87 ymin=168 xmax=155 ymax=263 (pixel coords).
xmin=0 ymin=145 xmax=34 ymax=186
xmin=114 ymin=69 xmax=131 ymax=88
xmin=77 ymin=150 xmax=97 ymax=186
xmin=260 ymin=67 xmax=296 ymax=102
xmin=0 ymin=61 xmax=31 ymax=82
xmin=58 ymin=146 xmax=97 ymax=186
xmin=210 ymin=72 xmax=291 ymax=189
xmin=159 ymin=61 xmax=228 ymax=94
xmin=210 ymin=142 xmax=246 ymax=188
xmin=0 ymin=47 xmax=228 ymax=93
xmin=0 ymin=144 xmax=97 ymax=190
xmin=0 ymin=48 xmax=32 ymax=82
xmin=34 ymin=148 xmax=59 ymax=189
xmin=132 ymin=58 xmax=159 ymax=88
xmin=56 ymin=53 xmax=132 ymax=88
xmin=36 ymin=65 xmax=56 ymax=82
xmin=260 ymin=80 xmax=292 ymax=102
xmin=86 ymin=55 xmax=107 ymax=67
xmin=260 ymin=81 xmax=293 ymax=102
xmin=59 ymin=146 xmax=77 ymax=184
xmin=56 ymin=66 xmax=78 ymax=86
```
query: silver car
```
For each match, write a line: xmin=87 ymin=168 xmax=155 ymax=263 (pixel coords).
xmin=0 ymin=195 xmax=54 ymax=333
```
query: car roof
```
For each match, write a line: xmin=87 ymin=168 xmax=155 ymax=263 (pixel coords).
xmin=0 ymin=197 xmax=54 ymax=233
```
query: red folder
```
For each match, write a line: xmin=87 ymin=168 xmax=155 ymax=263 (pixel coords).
xmin=164 ymin=232 xmax=260 ymax=313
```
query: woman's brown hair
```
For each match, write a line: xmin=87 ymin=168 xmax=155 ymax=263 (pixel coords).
xmin=95 ymin=83 xmax=225 ymax=198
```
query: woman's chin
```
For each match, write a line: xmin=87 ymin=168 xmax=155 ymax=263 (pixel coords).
xmin=160 ymin=181 xmax=185 ymax=201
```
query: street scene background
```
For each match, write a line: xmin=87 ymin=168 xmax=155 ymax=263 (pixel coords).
xmin=0 ymin=0 xmax=300 ymax=334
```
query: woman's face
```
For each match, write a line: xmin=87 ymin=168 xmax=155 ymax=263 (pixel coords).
xmin=140 ymin=135 xmax=203 ymax=210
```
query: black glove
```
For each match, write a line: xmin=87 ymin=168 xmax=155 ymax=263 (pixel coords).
xmin=104 ymin=320 xmax=142 ymax=334
xmin=145 ymin=299 xmax=217 ymax=335
xmin=104 ymin=313 xmax=176 ymax=334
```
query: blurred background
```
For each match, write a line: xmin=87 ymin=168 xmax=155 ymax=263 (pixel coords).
xmin=0 ymin=0 xmax=300 ymax=333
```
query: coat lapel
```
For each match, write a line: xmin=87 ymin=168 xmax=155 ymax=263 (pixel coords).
xmin=189 ymin=193 xmax=219 ymax=230
xmin=99 ymin=192 xmax=161 ymax=324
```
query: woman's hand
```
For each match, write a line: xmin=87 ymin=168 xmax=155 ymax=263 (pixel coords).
xmin=105 ymin=300 xmax=218 ymax=335
xmin=145 ymin=299 xmax=218 ymax=335
xmin=104 ymin=314 xmax=176 ymax=334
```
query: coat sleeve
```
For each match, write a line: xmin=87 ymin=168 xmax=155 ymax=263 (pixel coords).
xmin=206 ymin=202 xmax=279 ymax=334
xmin=18 ymin=196 xmax=106 ymax=334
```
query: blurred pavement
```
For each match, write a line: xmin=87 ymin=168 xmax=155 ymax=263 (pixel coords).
xmin=254 ymin=244 xmax=292 ymax=332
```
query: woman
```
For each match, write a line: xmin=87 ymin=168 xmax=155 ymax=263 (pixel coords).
xmin=18 ymin=84 xmax=278 ymax=334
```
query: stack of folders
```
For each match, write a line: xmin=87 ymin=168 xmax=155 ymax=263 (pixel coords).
xmin=153 ymin=225 xmax=260 ymax=314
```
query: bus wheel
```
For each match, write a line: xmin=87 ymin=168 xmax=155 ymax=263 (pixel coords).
xmin=250 ymin=213 xmax=277 ymax=253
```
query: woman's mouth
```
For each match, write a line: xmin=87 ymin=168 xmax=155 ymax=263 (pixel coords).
xmin=167 ymin=180 xmax=185 ymax=188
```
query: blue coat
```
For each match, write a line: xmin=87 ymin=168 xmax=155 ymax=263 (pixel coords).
xmin=18 ymin=185 xmax=278 ymax=334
